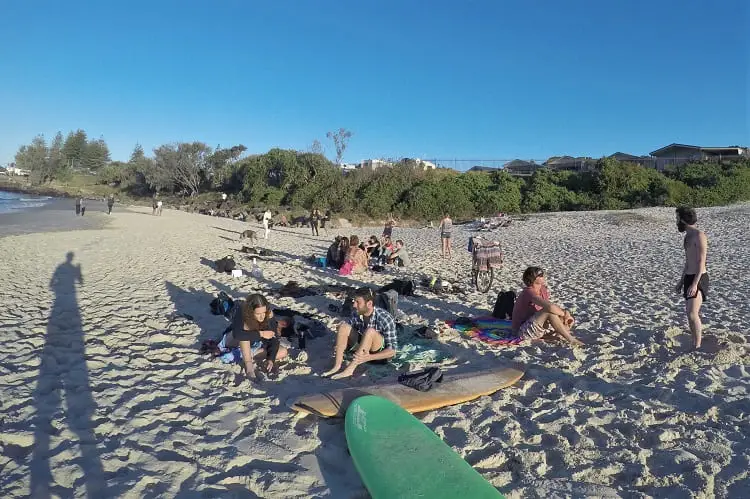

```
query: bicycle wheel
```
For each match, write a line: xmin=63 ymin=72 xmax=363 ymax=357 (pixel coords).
xmin=475 ymin=268 xmax=493 ymax=293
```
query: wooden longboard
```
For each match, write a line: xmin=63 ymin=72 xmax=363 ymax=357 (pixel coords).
xmin=290 ymin=365 xmax=524 ymax=418
xmin=346 ymin=396 xmax=504 ymax=498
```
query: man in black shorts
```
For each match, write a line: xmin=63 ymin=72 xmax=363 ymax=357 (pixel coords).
xmin=674 ymin=206 xmax=709 ymax=350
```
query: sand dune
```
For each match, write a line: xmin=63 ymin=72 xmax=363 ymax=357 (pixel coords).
xmin=0 ymin=203 xmax=748 ymax=498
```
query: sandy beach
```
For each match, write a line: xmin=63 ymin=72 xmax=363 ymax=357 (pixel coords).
xmin=0 ymin=202 xmax=748 ymax=498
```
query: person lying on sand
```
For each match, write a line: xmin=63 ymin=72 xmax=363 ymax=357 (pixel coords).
xmin=323 ymin=287 xmax=398 ymax=379
xmin=511 ymin=267 xmax=583 ymax=346
xmin=224 ymin=294 xmax=288 ymax=382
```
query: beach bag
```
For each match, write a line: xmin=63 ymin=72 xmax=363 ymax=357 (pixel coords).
xmin=215 ymin=255 xmax=236 ymax=273
xmin=209 ymin=291 xmax=234 ymax=318
xmin=398 ymin=367 xmax=444 ymax=392
xmin=467 ymin=236 xmax=474 ymax=253
xmin=492 ymin=290 xmax=516 ymax=320
xmin=375 ymin=289 xmax=399 ymax=317
xmin=379 ymin=279 xmax=416 ymax=297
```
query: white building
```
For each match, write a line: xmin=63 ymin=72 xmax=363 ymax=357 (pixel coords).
xmin=359 ymin=159 xmax=392 ymax=170
xmin=414 ymin=158 xmax=436 ymax=170
xmin=7 ymin=166 xmax=30 ymax=176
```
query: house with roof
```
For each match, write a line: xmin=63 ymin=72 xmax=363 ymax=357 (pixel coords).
xmin=607 ymin=152 xmax=654 ymax=168
xmin=543 ymin=156 xmax=597 ymax=172
xmin=649 ymin=143 xmax=749 ymax=170
xmin=503 ymin=159 xmax=542 ymax=176
xmin=468 ymin=165 xmax=500 ymax=172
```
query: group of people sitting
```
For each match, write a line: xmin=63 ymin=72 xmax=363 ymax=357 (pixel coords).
xmin=325 ymin=234 xmax=411 ymax=275
xmin=219 ymin=264 xmax=583 ymax=385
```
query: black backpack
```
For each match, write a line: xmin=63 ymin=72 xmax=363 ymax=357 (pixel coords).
xmin=214 ymin=255 xmax=236 ymax=273
xmin=378 ymin=279 xmax=416 ymax=297
xmin=492 ymin=290 xmax=516 ymax=320
xmin=210 ymin=291 xmax=235 ymax=318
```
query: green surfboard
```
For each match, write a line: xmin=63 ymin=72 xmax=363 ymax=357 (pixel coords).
xmin=345 ymin=395 xmax=505 ymax=499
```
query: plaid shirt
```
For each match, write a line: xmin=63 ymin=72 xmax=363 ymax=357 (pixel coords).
xmin=349 ymin=307 xmax=398 ymax=351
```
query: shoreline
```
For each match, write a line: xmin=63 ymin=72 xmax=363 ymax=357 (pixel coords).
xmin=0 ymin=196 xmax=115 ymax=237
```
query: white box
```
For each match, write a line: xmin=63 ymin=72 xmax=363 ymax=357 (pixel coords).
xmin=231 ymin=269 xmax=244 ymax=277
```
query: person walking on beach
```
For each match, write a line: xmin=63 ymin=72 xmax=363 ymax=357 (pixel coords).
xmin=674 ymin=206 xmax=709 ymax=350
xmin=107 ymin=194 xmax=115 ymax=215
xmin=75 ymin=197 xmax=81 ymax=215
xmin=156 ymin=199 xmax=163 ymax=216
xmin=310 ymin=209 xmax=320 ymax=236
xmin=439 ymin=214 xmax=453 ymax=259
xmin=152 ymin=194 xmax=158 ymax=215
xmin=79 ymin=197 xmax=86 ymax=216
xmin=511 ymin=266 xmax=583 ymax=346
xmin=262 ymin=209 xmax=272 ymax=239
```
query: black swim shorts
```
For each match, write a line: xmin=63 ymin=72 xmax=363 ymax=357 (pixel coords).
xmin=683 ymin=273 xmax=709 ymax=301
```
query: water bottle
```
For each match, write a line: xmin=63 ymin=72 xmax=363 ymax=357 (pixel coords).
xmin=251 ymin=258 xmax=263 ymax=279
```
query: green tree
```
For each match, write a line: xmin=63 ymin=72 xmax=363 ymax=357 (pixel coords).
xmin=81 ymin=138 xmax=111 ymax=171
xmin=15 ymin=135 xmax=50 ymax=184
xmin=62 ymin=129 xmax=88 ymax=169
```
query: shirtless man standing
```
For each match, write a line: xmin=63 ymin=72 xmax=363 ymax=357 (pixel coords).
xmin=674 ymin=206 xmax=709 ymax=350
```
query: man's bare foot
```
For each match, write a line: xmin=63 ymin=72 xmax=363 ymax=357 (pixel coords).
xmin=331 ymin=366 xmax=357 ymax=379
xmin=322 ymin=365 xmax=341 ymax=377
xmin=569 ymin=338 xmax=584 ymax=347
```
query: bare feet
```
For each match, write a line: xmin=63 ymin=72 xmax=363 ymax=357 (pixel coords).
xmin=569 ymin=338 xmax=585 ymax=347
xmin=322 ymin=365 xmax=342 ymax=377
xmin=330 ymin=366 xmax=357 ymax=379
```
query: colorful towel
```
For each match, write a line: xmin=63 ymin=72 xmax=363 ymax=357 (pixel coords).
xmin=446 ymin=317 xmax=524 ymax=346
xmin=363 ymin=328 xmax=453 ymax=379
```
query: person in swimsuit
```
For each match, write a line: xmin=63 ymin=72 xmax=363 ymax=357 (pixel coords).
xmin=439 ymin=214 xmax=453 ymax=259
xmin=674 ymin=206 xmax=709 ymax=350
xmin=323 ymin=287 xmax=398 ymax=379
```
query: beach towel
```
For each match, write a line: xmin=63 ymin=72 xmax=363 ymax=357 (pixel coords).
xmin=364 ymin=327 xmax=453 ymax=379
xmin=445 ymin=316 xmax=524 ymax=346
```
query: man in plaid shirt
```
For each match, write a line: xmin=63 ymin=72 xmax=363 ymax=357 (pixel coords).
xmin=324 ymin=287 xmax=398 ymax=379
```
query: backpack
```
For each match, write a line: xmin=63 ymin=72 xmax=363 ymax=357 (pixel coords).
xmin=209 ymin=291 xmax=235 ymax=318
xmin=492 ymin=290 xmax=516 ymax=320
xmin=378 ymin=279 xmax=416 ymax=297
xmin=375 ymin=289 xmax=399 ymax=318
xmin=214 ymin=255 xmax=236 ymax=273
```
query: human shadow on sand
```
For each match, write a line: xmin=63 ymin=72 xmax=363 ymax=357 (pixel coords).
xmin=30 ymin=252 xmax=107 ymax=498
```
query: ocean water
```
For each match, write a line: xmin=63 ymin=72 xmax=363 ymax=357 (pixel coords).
xmin=0 ymin=190 xmax=54 ymax=214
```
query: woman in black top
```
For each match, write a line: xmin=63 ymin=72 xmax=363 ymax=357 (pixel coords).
xmin=227 ymin=294 xmax=286 ymax=381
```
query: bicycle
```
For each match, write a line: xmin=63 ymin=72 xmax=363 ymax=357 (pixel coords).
xmin=470 ymin=236 xmax=503 ymax=293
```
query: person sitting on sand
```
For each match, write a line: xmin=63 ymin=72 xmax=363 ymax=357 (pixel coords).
xmin=224 ymin=294 xmax=288 ymax=381
xmin=387 ymin=239 xmax=411 ymax=267
xmin=326 ymin=236 xmax=342 ymax=268
xmin=364 ymin=235 xmax=380 ymax=257
xmin=323 ymin=287 xmax=398 ymax=379
xmin=346 ymin=235 xmax=368 ymax=274
xmin=511 ymin=266 xmax=583 ymax=346
xmin=378 ymin=236 xmax=394 ymax=264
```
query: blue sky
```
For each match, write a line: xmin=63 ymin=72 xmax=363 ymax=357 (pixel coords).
xmin=1 ymin=0 xmax=747 ymax=168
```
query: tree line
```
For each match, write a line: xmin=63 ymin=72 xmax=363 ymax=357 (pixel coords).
xmin=13 ymin=130 xmax=750 ymax=219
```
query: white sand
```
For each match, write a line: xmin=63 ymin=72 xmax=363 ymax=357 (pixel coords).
xmin=0 ymin=203 xmax=748 ymax=498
